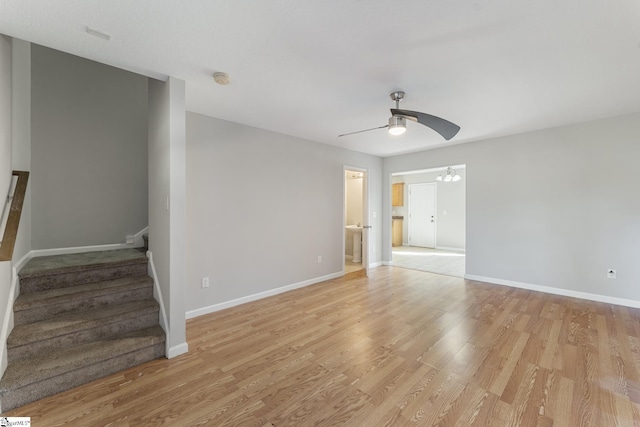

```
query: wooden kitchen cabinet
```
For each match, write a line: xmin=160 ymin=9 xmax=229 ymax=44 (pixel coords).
xmin=392 ymin=218 xmax=403 ymax=247
xmin=392 ymin=183 xmax=404 ymax=206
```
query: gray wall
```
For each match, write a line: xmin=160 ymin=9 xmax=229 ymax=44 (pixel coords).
xmin=0 ymin=35 xmax=10 ymax=207
xmin=392 ymin=169 xmax=466 ymax=250
xmin=383 ymin=112 xmax=640 ymax=302
xmin=148 ymin=77 xmax=187 ymax=356
xmin=11 ymin=39 xmax=31 ymax=263
xmin=30 ymin=45 xmax=148 ymax=249
xmin=0 ymin=34 xmax=12 ymax=376
xmin=185 ymin=112 xmax=383 ymax=314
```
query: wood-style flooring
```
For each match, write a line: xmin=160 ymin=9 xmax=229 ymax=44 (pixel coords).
xmin=5 ymin=266 xmax=640 ymax=426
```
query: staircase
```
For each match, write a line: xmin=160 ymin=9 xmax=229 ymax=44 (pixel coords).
xmin=0 ymin=249 xmax=165 ymax=412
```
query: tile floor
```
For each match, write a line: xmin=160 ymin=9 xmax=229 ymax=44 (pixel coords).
xmin=391 ymin=246 xmax=465 ymax=277
xmin=344 ymin=258 xmax=364 ymax=274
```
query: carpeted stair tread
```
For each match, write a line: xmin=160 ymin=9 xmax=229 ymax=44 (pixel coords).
xmin=1 ymin=248 xmax=166 ymax=412
xmin=14 ymin=275 xmax=153 ymax=311
xmin=0 ymin=325 xmax=165 ymax=391
xmin=8 ymin=300 xmax=160 ymax=348
xmin=19 ymin=249 xmax=147 ymax=278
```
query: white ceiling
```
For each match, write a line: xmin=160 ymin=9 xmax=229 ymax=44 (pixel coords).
xmin=1 ymin=1 xmax=639 ymax=157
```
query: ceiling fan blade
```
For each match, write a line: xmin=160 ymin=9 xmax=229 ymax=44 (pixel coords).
xmin=391 ymin=109 xmax=460 ymax=140
xmin=338 ymin=124 xmax=388 ymax=137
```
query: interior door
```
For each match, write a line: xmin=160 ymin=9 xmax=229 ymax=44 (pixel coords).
xmin=361 ymin=171 xmax=370 ymax=277
xmin=408 ymin=183 xmax=436 ymax=248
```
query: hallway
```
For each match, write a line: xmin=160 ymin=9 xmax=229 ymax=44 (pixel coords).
xmin=391 ymin=246 xmax=465 ymax=277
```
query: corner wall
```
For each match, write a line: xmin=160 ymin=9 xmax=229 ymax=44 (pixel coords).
xmin=148 ymin=77 xmax=187 ymax=357
xmin=384 ymin=113 xmax=640 ymax=303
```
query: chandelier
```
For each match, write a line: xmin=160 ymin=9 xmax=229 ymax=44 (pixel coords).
xmin=436 ymin=167 xmax=461 ymax=182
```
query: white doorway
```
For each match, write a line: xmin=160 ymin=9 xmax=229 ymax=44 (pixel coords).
xmin=390 ymin=166 xmax=466 ymax=277
xmin=408 ymin=183 xmax=436 ymax=248
xmin=344 ymin=167 xmax=369 ymax=277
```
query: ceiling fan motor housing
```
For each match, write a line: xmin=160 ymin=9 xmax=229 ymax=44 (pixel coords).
xmin=390 ymin=91 xmax=405 ymax=102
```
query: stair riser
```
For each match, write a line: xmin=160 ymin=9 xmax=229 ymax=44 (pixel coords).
xmin=8 ymin=311 xmax=160 ymax=364
xmin=1 ymin=342 xmax=165 ymax=412
xmin=14 ymin=286 xmax=154 ymax=326
xmin=20 ymin=263 xmax=148 ymax=294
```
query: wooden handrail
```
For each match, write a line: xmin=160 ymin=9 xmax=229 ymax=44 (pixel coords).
xmin=0 ymin=171 xmax=29 ymax=261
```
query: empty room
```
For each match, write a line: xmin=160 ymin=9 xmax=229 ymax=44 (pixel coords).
xmin=1 ymin=1 xmax=640 ymax=425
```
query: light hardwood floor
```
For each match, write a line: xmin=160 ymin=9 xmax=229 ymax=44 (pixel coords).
xmin=5 ymin=266 xmax=640 ymax=426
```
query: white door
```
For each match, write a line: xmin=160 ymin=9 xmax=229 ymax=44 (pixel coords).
xmin=408 ymin=183 xmax=436 ymax=248
xmin=361 ymin=171 xmax=370 ymax=277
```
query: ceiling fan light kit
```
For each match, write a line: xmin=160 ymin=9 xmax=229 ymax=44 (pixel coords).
xmin=388 ymin=115 xmax=406 ymax=135
xmin=339 ymin=90 xmax=460 ymax=141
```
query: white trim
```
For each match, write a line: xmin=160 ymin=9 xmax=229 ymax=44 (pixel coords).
xmin=186 ymin=271 xmax=344 ymax=319
xmin=14 ymin=250 xmax=32 ymax=272
xmin=435 ymin=246 xmax=466 ymax=253
xmin=146 ymin=252 xmax=169 ymax=346
xmin=30 ymin=243 xmax=131 ymax=258
xmin=391 ymin=164 xmax=467 ymax=177
xmin=167 ymin=342 xmax=189 ymax=358
xmin=0 ymin=267 xmax=18 ymax=377
xmin=368 ymin=261 xmax=383 ymax=268
xmin=28 ymin=226 xmax=150 ymax=259
xmin=464 ymin=274 xmax=640 ymax=309
xmin=134 ymin=226 xmax=149 ymax=248
xmin=383 ymin=261 xmax=393 ymax=266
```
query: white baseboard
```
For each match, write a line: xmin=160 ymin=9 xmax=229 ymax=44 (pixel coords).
xmin=167 ymin=342 xmax=189 ymax=359
xmin=14 ymin=250 xmax=32 ymax=272
xmin=0 ymin=267 xmax=18 ymax=378
xmin=146 ymin=251 xmax=169 ymax=349
xmin=368 ymin=261 xmax=383 ymax=268
xmin=186 ymin=271 xmax=344 ymax=319
xmin=30 ymin=243 xmax=132 ymax=258
xmin=435 ymin=246 xmax=465 ymax=253
xmin=28 ymin=226 xmax=150 ymax=260
xmin=383 ymin=261 xmax=393 ymax=266
xmin=134 ymin=227 xmax=148 ymax=248
xmin=464 ymin=274 xmax=640 ymax=309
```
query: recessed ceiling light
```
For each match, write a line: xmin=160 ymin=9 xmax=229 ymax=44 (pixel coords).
xmin=85 ymin=26 xmax=111 ymax=41
xmin=213 ymin=72 xmax=230 ymax=85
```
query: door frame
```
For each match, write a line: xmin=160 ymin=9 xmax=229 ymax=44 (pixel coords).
xmin=407 ymin=182 xmax=437 ymax=248
xmin=343 ymin=165 xmax=370 ymax=277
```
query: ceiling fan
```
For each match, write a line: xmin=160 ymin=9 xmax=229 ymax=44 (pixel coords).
xmin=338 ymin=91 xmax=460 ymax=140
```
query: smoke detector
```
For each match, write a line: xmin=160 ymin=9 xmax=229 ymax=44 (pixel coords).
xmin=213 ymin=72 xmax=230 ymax=85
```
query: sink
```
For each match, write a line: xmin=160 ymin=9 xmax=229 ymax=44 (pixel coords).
xmin=345 ymin=225 xmax=363 ymax=263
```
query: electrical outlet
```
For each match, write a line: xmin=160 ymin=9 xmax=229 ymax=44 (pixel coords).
xmin=126 ymin=234 xmax=134 ymax=244
xmin=201 ymin=277 xmax=210 ymax=288
xmin=607 ymin=269 xmax=616 ymax=279
xmin=317 ymin=256 xmax=322 ymax=264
